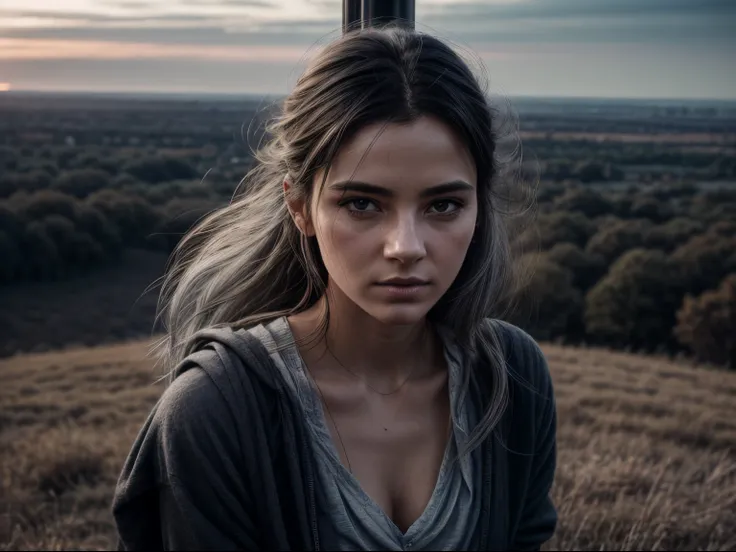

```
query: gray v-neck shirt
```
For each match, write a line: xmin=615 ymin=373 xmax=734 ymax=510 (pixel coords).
xmin=247 ymin=316 xmax=482 ymax=551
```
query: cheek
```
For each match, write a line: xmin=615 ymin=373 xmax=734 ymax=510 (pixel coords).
xmin=313 ymin=213 xmax=368 ymax=276
xmin=444 ymin=208 xmax=477 ymax=244
xmin=435 ymin=212 xmax=477 ymax=267
xmin=444 ymin=227 xmax=474 ymax=258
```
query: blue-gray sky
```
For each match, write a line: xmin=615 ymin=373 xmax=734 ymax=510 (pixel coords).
xmin=0 ymin=0 xmax=734 ymax=99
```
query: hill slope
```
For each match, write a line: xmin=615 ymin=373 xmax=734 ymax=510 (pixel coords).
xmin=0 ymin=249 xmax=169 ymax=359
xmin=1 ymin=339 xmax=735 ymax=550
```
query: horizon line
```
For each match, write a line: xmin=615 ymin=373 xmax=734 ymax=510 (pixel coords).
xmin=3 ymin=88 xmax=736 ymax=105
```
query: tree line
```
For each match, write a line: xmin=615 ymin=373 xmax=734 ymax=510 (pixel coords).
xmin=0 ymin=162 xmax=226 ymax=282
xmin=507 ymin=182 xmax=736 ymax=369
xmin=1 ymin=95 xmax=734 ymax=368
xmin=1 ymin=158 xmax=734 ymax=369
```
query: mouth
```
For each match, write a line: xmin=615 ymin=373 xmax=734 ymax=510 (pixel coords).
xmin=376 ymin=278 xmax=430 ymax=286
xmin=374 ymin=280 xmax=431 ymax=298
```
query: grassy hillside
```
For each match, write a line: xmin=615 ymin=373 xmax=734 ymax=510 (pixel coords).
xmin=1 ymin=339 xmax=735 ymax=550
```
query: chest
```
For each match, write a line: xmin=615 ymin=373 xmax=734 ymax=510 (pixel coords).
xmin=317 ymin=376 xmax=451 ymax=533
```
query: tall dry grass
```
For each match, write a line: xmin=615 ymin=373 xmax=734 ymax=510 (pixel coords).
xmin=1 ymin=339 xmax=735 ymax=550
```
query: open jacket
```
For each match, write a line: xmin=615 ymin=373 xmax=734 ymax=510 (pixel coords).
xmin=111 ymin=320 xmax=557 ymax=551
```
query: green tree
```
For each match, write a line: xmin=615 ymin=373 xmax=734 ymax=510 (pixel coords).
xmin=585 ymin=249 xmax=685 ymax=351
xmin=546 ymin=242 xmax=607 ymax=292
xmin=0 ymin=145 xmax=16 ymax=170
xmin=644 ymin=218 xmax=704 ymax=253
xmin=554 ymin=187 xmax=613 ymax=218
xmin=19 ymin=223 xmax=62 ymax=280
xmin=507 ymin=254 xmax=584 ymax=342
xmin=16 ymin=189 xmax=78 ymax=221
xmin=671 ymin=234 xmax=736 ymax=296
xmin=74 ymin=204 xmax=122 ymax=254
xmin=689 ymin=189 xmax=736 ymax=223
xmin=536 ymin=181 xmax=567 ymax=203
xmin=86 ymin=189 xmax=160 ymax=248
xmin=69 ymin=153 xmax=119 ymax=174
xmin=708 ymin=220 xmax=736 ymax=239
xmin=112 ymin=173 xmax=142 ymax=189
xmin=674 ymin=274 xmax=736 ymax=369
xmin=648 ymin=181 xmax=697 ymax=201
xmin=0 ymin=205 xmax=25 ymax=241
xmin=0 ymin=230 xmax=20 ymax=282
xmin=575 ymin=161 xmax=605 ymax=183
xmin=629 ymin=197 xmax=673 ymax=223
xmin=53 ymin=168 xmax=111 ymax=198
xmin=545 ymin=160 xmax=574 ymax=182
xmin=0 ymin=171 xmax=51 ymax=198
xmin=515 ymin=211 xmax=597 ymax=252
xmin=38 ymin=215 xmax=78 ymax=266
xmin=36 ymin=215 xmax=106 ymax=269
xmin=123 ymin=156 xmax=197 ymax=184
xmin=586 ymin=218 xmax=653 ymax=264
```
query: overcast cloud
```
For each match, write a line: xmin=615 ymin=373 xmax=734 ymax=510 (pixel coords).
xmin=0 ymin=0 xmax=733 ymax=99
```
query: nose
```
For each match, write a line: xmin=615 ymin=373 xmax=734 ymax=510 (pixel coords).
xmin=383 ymin=214 xmax=426 ymax=264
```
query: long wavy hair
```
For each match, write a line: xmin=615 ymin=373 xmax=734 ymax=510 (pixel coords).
xmin=153 ymin=25 xmax=535 ymax=457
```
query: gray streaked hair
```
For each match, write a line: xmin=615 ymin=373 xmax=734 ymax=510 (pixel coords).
xmin=152 ymin=24 xmax=536 ymax=458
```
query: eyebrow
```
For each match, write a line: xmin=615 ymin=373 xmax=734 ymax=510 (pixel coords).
xmin=327 ymin=180 xmax=475 ymax=198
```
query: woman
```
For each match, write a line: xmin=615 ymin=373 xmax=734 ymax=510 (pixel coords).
xmin=112 ymin=25 xmax=557 ymax=551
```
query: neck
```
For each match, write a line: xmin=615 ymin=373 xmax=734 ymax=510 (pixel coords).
xmin=293 ymin=289 xmax=442 ymax=388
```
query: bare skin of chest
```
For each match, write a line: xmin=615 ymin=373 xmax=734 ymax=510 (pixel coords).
xmin=314 ymin=371 xmax=451 ymax=533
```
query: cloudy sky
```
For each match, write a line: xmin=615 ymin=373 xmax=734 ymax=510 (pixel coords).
xmin=1 ymin=0 xmax=734 ymax=99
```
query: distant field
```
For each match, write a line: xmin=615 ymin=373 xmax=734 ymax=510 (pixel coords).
xmin=519 ymin=130 xmax=736 ymax=145
xmin=0 ymin=249 xmax=169 ymax=359
xmin=1 ymin=339 xmax=735 ymax=550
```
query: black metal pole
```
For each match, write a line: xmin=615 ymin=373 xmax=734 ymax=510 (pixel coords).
xmin=343 ymin=0 xmax=362 ymax=33
xmin=343 ymin=0 xmax=415 ymax=34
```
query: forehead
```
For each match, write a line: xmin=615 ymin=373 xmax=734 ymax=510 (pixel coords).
xmin=324 ymin=115 xmax=477 ymax=192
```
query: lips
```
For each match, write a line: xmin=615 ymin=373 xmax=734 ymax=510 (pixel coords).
xmin=374 ymin=280 xmax=430 ymax=299
xmin=377 ymin=278 xmax=430 ymax=286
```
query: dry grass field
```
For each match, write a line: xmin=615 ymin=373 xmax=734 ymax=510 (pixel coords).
xmin=1 ymin=338 xmax=735 ymax=551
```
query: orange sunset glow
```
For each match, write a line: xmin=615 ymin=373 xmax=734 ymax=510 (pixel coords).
xmin=0 ymin=83 xmax=11 ymax=92
xmin=0 ymin=38 xmax=311 ymax=63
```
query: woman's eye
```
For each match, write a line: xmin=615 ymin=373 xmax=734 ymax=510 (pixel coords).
xmin=340 ymin=198 xmax=463 ymax=217
xmin=344 ymin=198 xmax=378 ymax=212
xmin=430 ymin=200 xmax=462 ymax=215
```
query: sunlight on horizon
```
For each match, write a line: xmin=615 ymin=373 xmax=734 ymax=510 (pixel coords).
xmin=0 ymin=82 xmax=11 ymax=91
xmin=0 ymin=38 xmax=311 ymax=62
xmin=0 ymin=0 xmax=325 ymax=23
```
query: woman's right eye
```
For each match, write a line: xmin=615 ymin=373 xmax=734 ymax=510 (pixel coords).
xmin=342 ymin=198 xmax=378 ymax=213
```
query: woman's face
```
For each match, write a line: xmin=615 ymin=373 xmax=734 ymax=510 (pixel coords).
xmin=289 ymin=115 xmax=478 ymax=326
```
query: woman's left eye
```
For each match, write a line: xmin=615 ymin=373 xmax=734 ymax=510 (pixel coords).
xmin=430 ymin=200 xmax=463 ymax=215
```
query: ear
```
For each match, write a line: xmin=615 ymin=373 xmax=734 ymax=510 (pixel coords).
xmin=283 ymin=179 xmax=315 ymax=237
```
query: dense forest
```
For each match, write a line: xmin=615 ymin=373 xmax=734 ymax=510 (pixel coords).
xmin=0 ymin=93 xmax=734 ymax=368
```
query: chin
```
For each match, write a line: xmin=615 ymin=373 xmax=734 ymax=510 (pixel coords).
xmin=363 ymin=302 xmax=434 ymax=327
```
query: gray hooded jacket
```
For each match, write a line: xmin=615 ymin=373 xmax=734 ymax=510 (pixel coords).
xmin=111 ymin=319 xmax=557 ymax=550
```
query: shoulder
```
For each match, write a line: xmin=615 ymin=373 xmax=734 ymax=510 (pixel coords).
xmin=111 ymin=364 xmax=243 ymax=507
xmin=172 ymin=324 xmax=284 ymax=398
xmin=484 ymin=319 xmax=549 ymax=375
xmin=482 ymin=318 xmax=554 ymax=402
xmin=155 ymin=326 xmax=283 ymax=445
xmin=158 ymin=364 xmax=227 ymax=422
xmin=153 ymin=365 xmax=242 ymax=458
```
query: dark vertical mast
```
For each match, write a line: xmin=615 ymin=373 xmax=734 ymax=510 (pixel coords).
xmin=343 ymin=0 xmax=415 ymax=34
